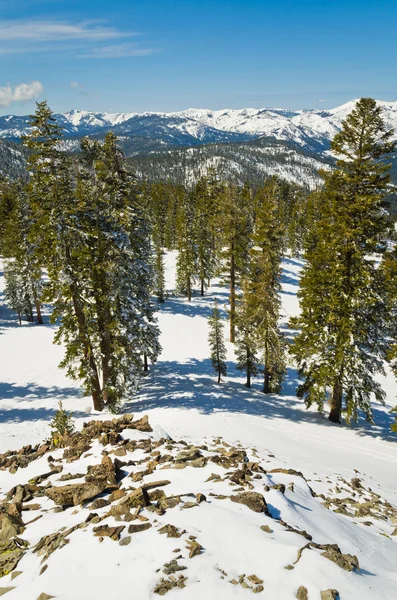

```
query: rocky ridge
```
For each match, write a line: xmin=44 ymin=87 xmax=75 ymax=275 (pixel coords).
xmin=0 ymin=414 xmax=396 ymax=599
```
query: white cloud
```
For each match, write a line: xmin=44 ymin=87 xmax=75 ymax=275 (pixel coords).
xmin=70 ymin=81 xmax=79 ymax=88
xmin=0 ymin=81 xmax=43 ymax=106
xmin=80 ymin=43 xmax=157 ymax=59
xmin=0 ymin=20 xmax=132 ymax=42
xmin=0 ymin=20 xmax=157 ymax=59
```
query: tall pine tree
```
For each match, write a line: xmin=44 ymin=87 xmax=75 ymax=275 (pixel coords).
xmin=290 ymin=98 xmax=395 ymax=423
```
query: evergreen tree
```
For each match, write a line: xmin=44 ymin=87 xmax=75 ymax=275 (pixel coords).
xmin=154 ymin=242 xmax=166 ymax=303
xmin=3 ymin=259 xmax=34 ymax=324
xmin=22 ymin=102 xmax=160 ymax=412
xmin=208 ymin=301 xmax=227 ymax=383
xmin=194 ymin=175 xmax=220 ymax=295
xmin=220 ymin=182 xmax=252 ymax=342
xmin=245 ymin=178 xmax=286 ymax=393
xmin=234 ymin=290 xmax=259 ymax=387
xmin=290 ymin=98 xmax=395 ymax=424
xmin=175 ymin=191 xmax=197 ymax=300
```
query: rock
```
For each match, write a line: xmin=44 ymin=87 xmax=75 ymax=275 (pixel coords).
xmin=296 ymin=586 xmax=308 ymax=600
xmin=196 ymin=493 xmax=206 ymax=504
xmin=21 ymin=503 xmax=41 ymax=512
xmin=108 ymin=489 xmax=126 ymax=503
xmin=230 ymin=468 xmax=252 ymax=486
xmin=162 ymin=559 xmax=187 ymax=575
xmin=253 ymin=585 xmax=264 ymax=593
xmin=248 ymin=575 xmax=263 ymax=585
xmin=0 ymin=589 xmax=15 ymax=597
xmin=158 ymin=524 xmax=183 ymax=538
xmin=321 ymin=591 xmax=339 ymax=600
xmin=175 ymin=447 xmax=202 ymax=463
xmin=260 ymin=525 xmax=273 ymax=534
xmin=0 ymin=539 xmax=26 ymax=577
xmin=113 ymin=448 xmax=127 ymax=457
xmin=189 ymin=457 xmax=208 ymax=468
xmin=269 ymin=468 xmax=304 ymax=478
xmin=181 ymin=502 xmax=198 ymax=509
xmin=351 ymin=478 xmax=362 ymax=490
xmin=0 ymin=513 xmax=25 ymax=541
xmin=142 ymin=480 xmax=171 ymax=491
xmin=89 ymin=499 xmax=110 ymax=510
xmin=127 ymin=415 xmax=152 ymax=432
xmin=149 ymin=489 xmax=166 ymax=502
xmin=93 ymin=525 xmax=125 ymax=541
xmin=272 ymin=484 xmax=286 ymax=494
xmin=186 ymin=539 xmax=202 ymax=558
xmin=230 ymin=492 xmax=269 ymax=514
xmin=85 ymin=456 xmax=116 ymax=485
xmin=119 ymin=536 xmax=131 ymax=546
xmin=159 ymin=496 xmax=181 ymax=510
xmin=36 ymin=594 xmax=55 ymax=600
xmin=45 ymin=481 xmax=110 ymax=507
xmin=128 ymin=523 xmax=152 ymax=534
xmin=58 ymin=472 xmax=85 ymax=482
xmin=154 ymin=575 xmax=187 ymax=595
xmin=120 ymin=487 xmax=150 ymax=509
xmin=321 ymin=548 xmax=359 ymax=572
xmin=10 ymin=571 xmax=22 ymax=581
xmin=34 ymin=525 xmax=80 ymax=560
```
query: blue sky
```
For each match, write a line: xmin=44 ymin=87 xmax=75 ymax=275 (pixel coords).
xmin=0 ymin=0 xmax=396 ymax=115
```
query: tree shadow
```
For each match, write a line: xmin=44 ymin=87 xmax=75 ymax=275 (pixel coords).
xmin=127 ymin=358 xmax=397 ymax=444
xmin=0 ymin=381 xmax=86 ymax=423
xmin=161 ymin=289 xmax=230 ymax=319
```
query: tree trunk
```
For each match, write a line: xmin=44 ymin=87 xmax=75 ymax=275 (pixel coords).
xmin=263 ymin=366 xmax=270 ymax=393
xmin=143 ymin=353 xmax=148 ymax=372
xmin=17 ymin=312 xmax=21 ymax=326
xmin=329 ymin=379 xmax=343 ymax=423
xmin=31 ymin=281 xmax=43 ymax=324
xmin=263 ymin=337 xmax=270 ymax=393
xmin=70 ymin=283 xmax=103 ymax=411
xmin=246 ymin=370 xmax=251 ymax=388
xmin=246 ymin=347 xmax=251 ymax=387
xmin=200 ymin=278 xmax=204 ymax=296
xmin=33 ymin=292 xmax=43 ymax=324
xmin=218 ymin=367 xmax=221 ymax=384
xmin=26 ymin=302 xmax=34 ymax=322
xmin=187 ymin=278 xmax=191 ymax=302
xmin=230 ymin=244 xmax=236 ymax=342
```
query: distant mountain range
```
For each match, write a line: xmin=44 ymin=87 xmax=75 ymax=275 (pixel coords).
xmin=1 ymin=99 xmax=397 ymax=155
xmin=1 ymin=100 xmax=397 ymax=191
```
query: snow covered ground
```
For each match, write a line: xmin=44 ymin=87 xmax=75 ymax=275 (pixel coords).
xmin=0 ymin=252 xmax=397 ymax=599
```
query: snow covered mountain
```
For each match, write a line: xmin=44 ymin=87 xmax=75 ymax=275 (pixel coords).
xmin=1 ymin=99 xmax=397 ymax=154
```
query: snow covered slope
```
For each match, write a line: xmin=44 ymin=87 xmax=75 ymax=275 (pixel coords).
xmin=0 ymin=253 xmax=397 ymax=598
xmin=2 ymin=100 xmax=397 ymax=154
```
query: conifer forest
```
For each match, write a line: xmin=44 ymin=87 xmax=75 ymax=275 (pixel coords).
xmin=1 ymin=94 xmax=397 ymax=599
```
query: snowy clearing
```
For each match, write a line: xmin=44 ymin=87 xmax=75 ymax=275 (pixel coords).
xmin=0 ymin=252 xmax=397 ymax=599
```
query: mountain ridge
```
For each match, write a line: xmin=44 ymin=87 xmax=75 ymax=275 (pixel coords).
xmin=1 ymin=99 xmax=397 ymax=156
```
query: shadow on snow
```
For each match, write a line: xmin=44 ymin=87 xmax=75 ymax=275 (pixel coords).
xmin=127 ymin=358 xmax=397 ymax=444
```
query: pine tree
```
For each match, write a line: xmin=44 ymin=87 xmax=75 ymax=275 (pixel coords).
xmin=220 ymin=183 xmax=252 ymax=342
xmin=290 ymin=98 xmax=395 ymax=424
xmin=3 ymin=259 xmax=34 ymax=324
xmin=22 ymin=102 xmax=160 ymax=412
xmin=175 ymin=191 xmax=197 ymax=300
xmin=194 ymin=175 xmax=219 ymax=295
xmin=154 ymin=242 xmax=166 ymax=303
xmin=245 ymin=178 xmax=286 ymax=393
xmin=208 ymin=301 xmax=227 ymax=383
xmin=234 ymin=290 xmax=259 ymax=387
